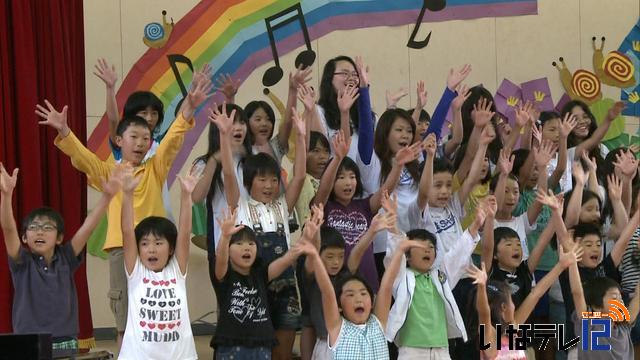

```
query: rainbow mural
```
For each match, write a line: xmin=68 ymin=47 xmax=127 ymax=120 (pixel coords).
xmin=88 ymin=0 xmax=538 ymax=186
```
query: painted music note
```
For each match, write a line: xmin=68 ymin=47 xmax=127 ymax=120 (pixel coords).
xmin=167 ymin=54 xmax=194 ymax=116
xmin=263 ymin=3 xmax=316 ymax=87
xmin=407 ymin=0 xmax=447 ymax=49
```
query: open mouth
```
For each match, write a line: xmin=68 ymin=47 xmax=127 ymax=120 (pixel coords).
xmin=590 ymin=255 xmax=598 ymax=262
xmin=398 ymin=141 xmax=409 ymax=148
xmin=422 ymin=256 xmax=431 ymax=262
xmin=512 ymin=253 xmax=520 ymax=260
xmin=147 ymin=257 xmax=158 ymax=264
xmin=242 ymin=254 xmax=251 ymax=260
xmin=354 ymin=306 xmax=365 ymax=314
xmin=34 ymin=239 xmax=46 ymax=245
xmin=133 ymin=150 xmax=145 ymax=157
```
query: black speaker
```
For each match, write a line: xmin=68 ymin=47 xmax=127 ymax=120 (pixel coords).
xmin=0 ymin=333 xmax=52 ymax=360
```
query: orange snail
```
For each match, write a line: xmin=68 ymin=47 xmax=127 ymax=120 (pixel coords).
xmin=592 ymin=36 xmax=635 ymax=88
xmin=553 ymin=57 xmax=602 ymax=105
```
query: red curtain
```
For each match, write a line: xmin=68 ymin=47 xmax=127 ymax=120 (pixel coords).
xmin=0 ymin=0 xmax=94 ymax=345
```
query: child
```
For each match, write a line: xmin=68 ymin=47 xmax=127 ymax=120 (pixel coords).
xmin=36 ymin=75 xmax=212 ymax=342
xmin=213 ymin=102 xmax=307 ymax=359
xmin=0 ymin=164 xmax=119 ymax=350
xmin=313 ymin=130 xmax=420 ymax=289
xmin=468 ymin=241 xmax=582 ymax=360
xmin=118 ymin=166 xmax=199 ymax=359
xmin=305 ymin=211 xmax=428 ymax=360
xmin=295 ymin=131 xmax=330 ymax=224
xmin=211 ymin=207 xmax=317 ymax=359
xmin=384 ymin=190 xmax=487 ymax=359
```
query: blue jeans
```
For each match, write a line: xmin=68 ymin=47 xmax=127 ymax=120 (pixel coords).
xmin=216 ymin=346 xmax=271 ymax=360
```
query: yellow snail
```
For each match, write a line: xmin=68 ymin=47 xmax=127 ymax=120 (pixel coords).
xmin=143 ymin=10 xmax=174 ymax=49
xmin=592 ymin=36 xmax=635 ymax=88
xmin=553 ymin=57 xmax=602 ymax=105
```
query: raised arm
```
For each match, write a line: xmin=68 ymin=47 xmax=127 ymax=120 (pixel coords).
xmin=214 ymin=208 xmax=245 ymax=281
xmin=494 ymin=148 xmax=514 ymax=211
xmin=285 ymin=111 xmax=307 ymax=213
xmin=480 ymin=195 xmax=498 ymax=274
xmin=298 ymin=84 xmax=317 ymax=147
xmin=313 ymin=131 xmax=349 ymax=207
xmin=443 ymin=85 xmax=470 ymax=157
xmin=93 ymin=58 xmax=120 ymax=144
xmin=191 ymin=156 xmax=218 ymax=203
xmin=355 ymin=56 xmax=375 ymax=165
xmin=121 ymin=166 xmax=142 ymax=275
xmin=458 ymin=125 xmax=494 ymax=206
xmin=174 ymin=172 xmax=199 ymax=274
xmin=310 ymin=243 xmax=342 ymax=346
xmin=504 ymin=103 xmax=533 ymax=151
xmin=574 ymin=101 xmax=624 ymax=156
xmin=526 ymin=140 xmax=555 ymax=225
xmin=302 ymin=204 xmax=324 ymax=275
xmin=411 ymin=81 xmax=428 ymax=143
xmin=564 ymin=162 xmax=588 ymax=229
xmin=417 ymin=133 xmax=436 ymax=210
xmin=610 ymin=201 xmax=639 ymax=267
xmin=614 ymin=150 xmax=639 ymax=215
xmin=282 ymin=66 xmax=312 ymax=151
xmin=216 ymin=73 xmax=240 ymax=104
xmin=605 ymin=174 xmax=628 ymax=240
xmin=374 ymin=239 xmax=428 ymax=329
xmin=209 ymin=104 xmax=240 ymax=209
xmin=425 ymin=65 xmax=472 ymax=142
xmin=528 ymin=189 xmax=565 ymax=273
xmin=550 ymin=113 xmax=577 ymax=189
xmin=569 ymin=248 xmax=587 ymax=317
xmin=386 ymin=87 xmax=408 ymax=110
xmin=458 ymin=99 xmax=495 ymax=180
xmin=337 ymin=85 xmax=359 ymax=146
xmin=468 ymin=263 xmax=495 ymax=360
xmin=0 ymin=164 xmax=21 ymax=261
xmin=347 ymin=212 xmax=394 ymax=273
xmin=370 ymin=141 xmax=421 ymax=212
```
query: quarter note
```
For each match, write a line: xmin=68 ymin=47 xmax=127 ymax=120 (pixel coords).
xmin=167 ymin=54 xmax=194 ymax=116
xmin=407 ymin=0 xmax=447 ymax=49
xmin=263 ymin=3 xmax=316 ymax=87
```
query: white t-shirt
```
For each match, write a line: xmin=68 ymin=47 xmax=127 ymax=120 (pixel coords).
xmin=494 ymin=213 xmax=537 ymax=260
xmin=357 ymin=151 xmax=422 ymax=253
xmin=422 ymin=194 xmax=465 ymax=255
xmin=316 ymin=105 xmax=360 ymax=160
xmin=549 ymin=144 xmax=610 ymax=193
xmin=236 ymin=193 xmax=292 ymax=246
xmin=119 ymin=257 xmax=196 ymax=360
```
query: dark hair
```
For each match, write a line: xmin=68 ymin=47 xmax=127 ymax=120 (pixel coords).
xmin=373 ymin=109 xmax=421 ymax=186
xmin=493 ymin=227 xmax=521 ymax=258
xmin=320 ymin=226 xmax=346 ymax=253
xmin=229 ymin=226 xmax=257 ymax=245
xmin=408 ymin=108 xmax=431 ymax=123
xmin=486 ymin=280 xmax=512 ymax=335
xmin=243 ymin=152 xmax=282 ymax=192
xmin=134 ymin=216 xmax=177 ymax=253
xmin=116 ymin=115 xmax=151 ymax=137
xmin=453 ymin=143 xmax=492 ymax=184
xmin=318 ymin=56 xmax=360 ymax=132
xmin=433 ymin=157 xmax=454 ymax=177
xmin=561 ymin=100 xmax=604 ymax=167
xmin=511 ymin=149 xmax=529 ymax=181
xmin=244 ymin=100 xmax=276 ymax=143
xmin=562 ymin=189 xmax=602 ymax=225
xmin=489 ymin=172 xmax=519 ymax=193
xmin=539 ymin=111 xmax=561 ymax=127
xmin=309 ymin=131 xmax=330 ymax=152
xmin=329 ymin=157 xmax=364 ymax=201
xmin=22 ymin=207 xmax=64 ymax=237
xmin=584 ymin=277 xmax=621 ymax=309
xmin=406 ymin=229 xmax=437 ymax=258
xmin=572 ymin=222 xmax=602 ymax=242
xmin=335 ymin=273 xmax=374 ymax=308
xmin=122 ymin=91 xmax=164 ymax=135
xmin=461 ymin=86 xmax=502 ymax=164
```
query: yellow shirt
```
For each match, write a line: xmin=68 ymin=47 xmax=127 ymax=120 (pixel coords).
xmin=55 ymin=115 xmax=194 ymax=250
xmin=453 ymin=174 xmax=489 ymax=255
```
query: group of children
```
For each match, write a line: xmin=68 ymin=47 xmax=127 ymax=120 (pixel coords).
xmin=1 ymin=54 xmax=639 ymax=360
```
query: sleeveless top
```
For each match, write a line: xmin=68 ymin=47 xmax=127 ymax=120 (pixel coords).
xmin=331 ymin=315 xmax=389 ymax=360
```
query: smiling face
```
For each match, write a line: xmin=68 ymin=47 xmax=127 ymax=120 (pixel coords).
xmin=428 ymin=171 xmax=453 ymax=208
xmin=249 ymin=173 xmax=280 ymax=204
xmin=138 ymin=234 xmax=173 ymax=272
xmin=320 ymin=247 xmax=345 ymax=276
xmin=495 ymin=236 xmax=522 ymax=272
xmin=387 ymin=117 xmax=414 ymax=155
xmin=578 ymin=234 xmax=602 ymax=268
xmin=22 ymin=216 xmax=63 ymax=259
xmin=248 ymin=107 xmax=273 ymax=145
xmin=339 ymin=279 xmax=373 ymax=325
xmin=406 ymin=240 xmax=436 ymax=273
xmin=331 ymin=60 xmax=359 ymax=94
xmin=229 ymin=238 xmax=257 ymax=274
xmin=333 ymin=169 xmax=358 ymax=204
xmin=580 ymin=198 xmax=601 ymax=224
xmin=116 ymin=124 xmax=152 ymax=166
xmin=307 ymin=141 xmax=330 ymax=179
xmin=571 ymin=105 xmax=592 ymax=139
xmin=136 ymin=106 xmax=160 ymax=132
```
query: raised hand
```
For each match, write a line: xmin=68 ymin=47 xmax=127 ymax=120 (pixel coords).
xmin=535 ymin=140 xmax=557 ymax=167
xmin=606 ymin=101 xmax=625 ymax=121
xmin=447 ymin=64 xmax=472 ymax=91
xmin=473 ymin=206 xmax=487 ymax=229
xmin=398 ymin=239 xmax=428 ymax=252
xmin=479 ymin=124 xmax=496 ymax=145
xmin=560 ymin=113 xmax=578 ymax=139
xmin=514 ymin=102 xmax=533 ymax=128
xmin=337 ymin=85 xmax=360 ymax=113
xmin=297 ymin=84 xmax=316 ymax=111
xmin=101 ymin=167 xmax=123 ymax=197
xmin=216 ymin=207 xmax=245 ymax=238
xmin=293 ymin=239 xmax=319 ymax=257
xmin=369 ymin=212 xmax=396 ymax=233
xmin=35 ymin=100 xmax=70 ymax=136
xmin=381 ymin=190 xmax=398 ymax=217
xmin=120 ymin=164 xmax=141 ymax=194
xmin=471 ymin=98 xmax=495 ymax=127
xmin=479 ymin=195 xmax=498 ymax=218
xmin=178 ymin=172 xmax=201 ymax=195
xmin=467 ymin=262 xmax=488 ymax=285
xmin=186 ymin=75 xmax=214 ymax=110
xmin=531 ymin=124 xmax=542 ymax=146
xmin=498 ymin=147 xmax=514 ymax=175
xmin=208 ymin=102 xmax=236 ymax=135
xmin=613 ymin=150 xmax=639 ymax=179
xmin=216 ymin=73 xmax=240 ymax=100
xmin=452 ymin=84 xmax=470 ymax=111
xmin=332 ymin=130 xmax=351 ymax=160
xmin=422 ymin=133 xmax=437 ymax=157
xmin=355 ymin=56 xmax=370 ymax=88
xmin=536 ymin=188 xmax=564 ymax=213
xmin=289 ymin=64 xmax=313 ymax=90
xmin=93 ymin=58 xmax=117 ymax=89
xmin=192 ymin=63 xmax=213 ymax=88
xmin=572 ymin=161 xmax=588 ymax=185
xmin=395 ymin=142 xmax=421 ymax=166
xmin=415 ymin=80 xmax=428 ymax=109
xmin=559 ymin=242 xmax=583 ymax=268
xmin=0 ymin=163 xmax=18 ymax=195
xmin=291 ymin=108 xmax=306 ymax=136
xmin=581 ymin=152 xmax=597 ymax=173
xmin=607 ymin=174 xmax=623 ymax=202
xmin=302 ymin=204 xmax=324 ymax=240
xmin=385 ymin=87 xmax=408 ymax=109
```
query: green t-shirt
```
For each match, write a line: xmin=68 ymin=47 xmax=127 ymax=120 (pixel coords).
xmin=515 ymin=189 xmax=558 ymax=271
xmin=398 ymin=270 xmax=448 ymax=348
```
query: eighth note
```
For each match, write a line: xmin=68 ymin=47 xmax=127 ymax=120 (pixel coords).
xmin=407 ymin=0 xmax=447 ymax=49
xmin=167 ymin=54 xmax=194 ymax=116
xmin=263 ymin=3 xmax=316 ymax=87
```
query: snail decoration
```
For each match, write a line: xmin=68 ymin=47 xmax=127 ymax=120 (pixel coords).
xmin=553 ymin=36 xmax=635 ymax=105
xmin=143 ymin=10 xmax=174 ymax=49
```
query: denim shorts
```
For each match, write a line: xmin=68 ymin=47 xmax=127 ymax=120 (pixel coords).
xmin=216 ymin=346 xmax=271 ymax=360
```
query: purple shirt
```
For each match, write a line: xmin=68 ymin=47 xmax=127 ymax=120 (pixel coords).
xmin=324 ymin=197 xmax=379 ymax=291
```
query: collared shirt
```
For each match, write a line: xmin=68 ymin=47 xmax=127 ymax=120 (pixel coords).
xmin=398 ymin=270 xmax=448 ymax=348
xmin=9 ymin=243 xmax=83 ymax=338
xmin=236 ymin=193 xmax=292 ymax=245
